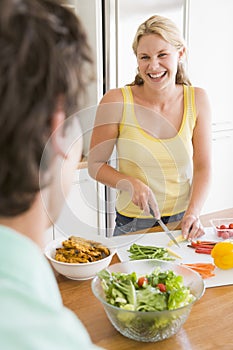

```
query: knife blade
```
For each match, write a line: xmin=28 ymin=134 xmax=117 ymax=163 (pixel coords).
xmin=156 ymin=218 xmax=180 ymax=248
xmin=149 ymin=207 xmax=180 ymax=247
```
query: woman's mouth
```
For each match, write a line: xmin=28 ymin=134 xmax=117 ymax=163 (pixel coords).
xmin=147 ymin=71 xmax=167 ymax=80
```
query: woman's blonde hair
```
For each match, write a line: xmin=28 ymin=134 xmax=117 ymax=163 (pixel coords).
xmin=130 ymin=14 xmax=191 ymax=86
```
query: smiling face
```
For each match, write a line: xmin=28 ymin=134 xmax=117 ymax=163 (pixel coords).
xmin=137 ymin=34 xmax=183 ymax=90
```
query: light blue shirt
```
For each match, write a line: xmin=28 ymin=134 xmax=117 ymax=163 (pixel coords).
xmin=0 ymin=225 xmax=104 ymax=350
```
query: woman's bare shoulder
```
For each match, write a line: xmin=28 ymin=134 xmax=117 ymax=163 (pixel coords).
xmin=96 ymin=88 xmax=124 ymax=124
xmin=99 ymin=88 xmax=124 ymax=104
xmin=192 ymin=86 xmax=211 ymax=119
xmin=192 ymin=86 xmax=209 ymax=101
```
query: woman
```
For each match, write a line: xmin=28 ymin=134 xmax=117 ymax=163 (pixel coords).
xmin=88 ymin=15 xmax=212 ymax=240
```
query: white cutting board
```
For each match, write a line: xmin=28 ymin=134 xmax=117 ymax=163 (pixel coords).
xmin=117 ymin=227 xmax=233 ymax=288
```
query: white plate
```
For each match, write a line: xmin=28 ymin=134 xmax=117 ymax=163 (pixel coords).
xmin=117 ymin=227 xmax=233 ymax=289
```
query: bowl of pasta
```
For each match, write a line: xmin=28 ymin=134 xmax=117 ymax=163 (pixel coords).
xmin=44 ymin=235 xmax=116 ymax=280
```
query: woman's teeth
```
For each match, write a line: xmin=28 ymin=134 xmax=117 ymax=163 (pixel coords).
xmin=148 ymin=72 xmax=166 ymax=79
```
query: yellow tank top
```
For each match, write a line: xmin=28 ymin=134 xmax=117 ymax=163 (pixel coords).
xmin=116 ymin=85 xmax=197 ymax=218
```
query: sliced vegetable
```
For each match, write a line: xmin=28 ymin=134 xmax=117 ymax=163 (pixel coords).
xmin=195 ymin=248 xmax=213 ymax=255
xmin=128 ymin=243 xmax=176 ymax=261
xmin=166 ymin=247 xmax=182 ymax=259
xmin=211 ymin=241 xmax=233 ymax=269
xmin=167 ymin=234 xmax=187 ymax=247
xmin=187 ymin=240 xmax=217 ymax=255
xmin=182 ymin=263 xmax=215 ymax=279
xmin=189 ymin=240 xmax=217 ymax=248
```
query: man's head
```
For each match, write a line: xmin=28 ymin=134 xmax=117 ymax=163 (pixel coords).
xmin=0 ymin=0 xmax=93 ymax=217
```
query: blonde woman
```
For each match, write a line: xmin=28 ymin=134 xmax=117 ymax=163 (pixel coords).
xmin=88 ymin=15 xmax=212 ymax=240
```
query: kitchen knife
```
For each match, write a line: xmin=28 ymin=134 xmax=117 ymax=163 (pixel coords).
xmin=149 ymin=207 xmax=180 ymax=247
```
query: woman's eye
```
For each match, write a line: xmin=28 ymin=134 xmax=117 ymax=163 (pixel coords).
xmin=140 ymin=55 xmax=149 ymax=60
xmin=158 ymin=53 xmax=167 ymax=58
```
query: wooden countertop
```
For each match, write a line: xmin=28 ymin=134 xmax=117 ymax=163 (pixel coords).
xmin=57 ymin=208 xmax=233 ymax=350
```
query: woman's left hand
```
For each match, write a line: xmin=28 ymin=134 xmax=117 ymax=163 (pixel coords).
xmin=181 ymin=214 xmax=204 ymax=240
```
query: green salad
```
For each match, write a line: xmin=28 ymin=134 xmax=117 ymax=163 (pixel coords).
xmin=98 ymin=267 xmax=195 ymax=312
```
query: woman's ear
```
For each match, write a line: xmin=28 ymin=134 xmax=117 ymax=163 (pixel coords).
xmin=178 ymin=47 xmax=186 ymax=61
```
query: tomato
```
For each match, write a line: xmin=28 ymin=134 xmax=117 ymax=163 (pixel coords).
xmin=157 ymin=283 xmax=166 ymax=292
xmin=220 ymin=224 xmax=228 ymax=229
xmin=229 ymin=223 xmax=233 ymax=229
xmin=217 ymin=230 xmax=223 ymax=237
xmin=137 ymin=277 xmax=148 ymax=288
xmin=221 ymin=231 xmax=230 ymax=240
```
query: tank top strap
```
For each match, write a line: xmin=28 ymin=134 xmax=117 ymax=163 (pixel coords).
xmin=121 ymin=85 xmax=134 ymax=104
xmin=120 ymin=86 xmax=135 ymax=129
xmin=184 ymin=85 xmax=197 ymax=123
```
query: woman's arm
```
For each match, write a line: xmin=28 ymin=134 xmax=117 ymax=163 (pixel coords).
xmin=182 ymin=87 xmax=212 ymax=239
xmin=88 ymin=88 xmax=126 ymax=187
xmin=88 ymin=89 xmax=160 ymax=217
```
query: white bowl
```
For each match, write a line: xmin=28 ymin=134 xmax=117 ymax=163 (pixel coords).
xmin=44 ymin=237 xmax=116 ymax=280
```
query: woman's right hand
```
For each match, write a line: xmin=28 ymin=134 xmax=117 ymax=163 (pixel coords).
xmin=124 ymin=178 xmax=160 ymax=218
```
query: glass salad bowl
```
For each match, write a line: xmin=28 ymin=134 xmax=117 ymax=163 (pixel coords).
xmin=91 ymin=259 xmax=205 ymax=342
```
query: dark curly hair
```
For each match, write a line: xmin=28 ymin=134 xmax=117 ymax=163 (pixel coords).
xmin=0 ymin=0 xmax=93 ymax=216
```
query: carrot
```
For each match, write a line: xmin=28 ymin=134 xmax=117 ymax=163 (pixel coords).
xmin=184 ymin=263 xmax=215 ymax=269
xmin=182 ymin=263 xmax=215 ymax=279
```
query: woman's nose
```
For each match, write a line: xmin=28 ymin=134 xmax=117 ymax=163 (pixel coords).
xmin=148 ymin=57 xmax=159 ymax=70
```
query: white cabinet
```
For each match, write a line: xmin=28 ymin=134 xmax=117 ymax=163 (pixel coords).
xmin=188 ymin=0 xmax=233 ymax=213
xmin=54 ymin=168 xmax=106 ymax=239
xmin=42 ymin=226 xmax=54 ymax=249
xmin=188 ymin=0 xmax=233 ymax=126
xmin=71 ymin=0 xmax=103 ymax=157
xmin=202 ymin=130 xmax=233 ymax=214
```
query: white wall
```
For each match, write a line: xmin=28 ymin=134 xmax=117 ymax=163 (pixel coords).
xmin=188 ymin=0 xmax=233 ymax=213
